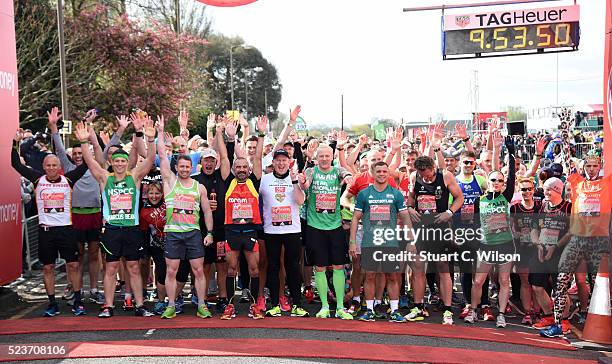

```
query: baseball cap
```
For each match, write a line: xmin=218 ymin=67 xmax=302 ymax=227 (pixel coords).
xmin=543 ymin=177 xmax=564 ymax=195
xmin=550 ymin=163 xmax=563 ymax=177
xmin=273 ymin=149 xmax=290 ymax=159
xmin=200 ymin=148 xmax=218 ymax=160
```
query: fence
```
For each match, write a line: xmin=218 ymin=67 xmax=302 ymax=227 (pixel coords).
xmin=514 ymin=142 xmax=595 ymax=163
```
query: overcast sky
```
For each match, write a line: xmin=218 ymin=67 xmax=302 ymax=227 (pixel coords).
xmin=204 ymin=0 xmax=603 ymax=127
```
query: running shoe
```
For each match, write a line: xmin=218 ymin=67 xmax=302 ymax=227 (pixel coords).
xmin=291 ymin=305 xmax=309 ymax=317
xmin=197 ymin=304 xmax=213 ymax=318
xmin=72 ymin=305 xmax=87 ymax=316
xmin=264 ymin=287 xmax=270 ymax=300
xmin=175 ymin=295 xmax=184 ymax=314
xmin=160 ymin=305 xmax=176 ymax=319
xmin=153 ymin=301 xmax=168 ymax=315
xmin=249 ymin=303 xmax=264 ymax=320
xmin=399 ymin=295 xmax=410 ymax=309
xmin=373 ymin=303 xmax=389 ymax=320
xmin=482 ymin=306 xmax=495 ymax=322
xmin=459 ymin=305 xmax=471 ymax=319
xmin=315 ymin=307 xmax=331 ymax=318
xmin=89 ymin=291 xmax=105 ymax=305
xmin=540 ymin=323 xmax=563 ymax=338
xmin=216 ymin=298 xmax=228 ymax=314
xmin=220 ymin=304 xmax=236 ymax=320
xmin=122 ymin=296 xmax=135 ymax=311
xmin=98 ymin=306 xmax=114 ymax=318
xmin=335 ymin=308 xmax=353 ymax=320
xmin=522 ymin=311 xmax=534 ymax=325
xmin=240 ymin=289 xmax=251 ymax=303
xmin=532 ymin=315 xmax=555 ymax=330
xmin=66 ymin=297 xmax=75 ymax=307
xmin=405 ymin=307 xmax=425 ymax=322
xmin=279 ymin=295 xmax=291 ymax=312
xmin=442 ymin=310 xmax=454 ymax=325
xmin=135 ymin=306 xmax=154 ymax=317
xmin=357 ymin=309 xmax=376 ymax=322
xmin=496 ymin=313 xmax=507 ymax=328
xmin=257 ymin=296 xmax=267 ymax=311
xmin=561 ymin=319 xmax=571 ymax=334
xmin=567 ymin=283 xmax=578 ymax=296
xmin=265 ymin=305 xmax=282 ymax=317
xmin=451 ymin=292 xmax=464 ymax=306
xmin=303 ymin=287 xmax=314 ymax=304
xmin=191 ymin=291 xmax=198 ymax=305
xmin=464 ymin=308 xmax=477 ymax=324
xmin=44 ymin=303 xmax=60 ymax=317
xmin=114 ymin=281 xmax=123 ymax=293
xmin=389 ymin=310 xmax=407 ymax=323
xmin=428 ymin=293 xmax=440 ymax=306
xmin=63 ymin=285 xmax=74 ymax=300
xmin=347 ymin=300 xmax=360 ymax=316
xmin=504 ymin=305 xmax=517 ymax=318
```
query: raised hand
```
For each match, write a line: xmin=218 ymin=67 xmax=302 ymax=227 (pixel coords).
xmin=84 ymin=109 xmax=97 ymax=123
xmin=117 ymin=115 xmax=131 ymax=130
xmin=145 ymin=116 xmax=158 ymax=139
xmin=13 ymin=128 xmax=25 ymax=142
xmin=225 ymin=121 xmax=238 ymax=140
xmin=358 ymin=134 xmax=368 ymax=147
xmin=178 ymin=109 xmax=189 ymax=130
xmin=431 ymin=123 xmax=445 ymax=148
xmin=256 ymin=115 xmax=268 ymax=133
xmin=99 ymin=130 xmax=110 ymax=146
xmin=239 ymin=114 xmax=249 ymax=128
xmin=535 ymin=136 xmax=548 ymax=155
xmin=493 ymin=131 xmax=504 ymax=148
xmin=391 ymin=127 xmax=403 ymax=151
xmin=306 ymin=140 xmax=317 ymax=159
xmin=290 ymin=167 xmax=297 ymax=182
xmin=47 ymin=107 xmax=61 ymax=133
xmin=207 ymin=113 xmax=216 ymax=130
xmin=164 ymin=132 xmax=174 ymax=148
xmin=290 ymin=105 xmax=301 ymax=123
xmin=74 ymin=122 xmax=90 ymax=141
xmin=155 ymin=115 xmax=165 ymax=134
xmin=130 ymin=112 xmax=145 ymax=132
xmin=337 ymin=130 xmax=348 ymax=149
xmin=289 ymin=129 xmax=298 ymax=142
xmin=454 ymin=122 xmax=468 ymax=140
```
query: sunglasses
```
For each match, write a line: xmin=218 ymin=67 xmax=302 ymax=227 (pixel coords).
xmin=520 ymin=187 xmax=534 ymax=192
xmin=489 ymin=178 xmax=504 ymax=183
xmin=462 ymin=160 xmax=475 ymax=165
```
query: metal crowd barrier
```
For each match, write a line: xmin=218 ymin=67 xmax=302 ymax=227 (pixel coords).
xmin=22 ymin=208 xmax=65 ymax=275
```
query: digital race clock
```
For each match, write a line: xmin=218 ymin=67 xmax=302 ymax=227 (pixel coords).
xmin=442 ymin=5 xmax=580 ymax=60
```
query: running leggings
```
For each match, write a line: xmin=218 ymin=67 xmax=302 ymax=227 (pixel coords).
xmin=265 ymin=233 xmax=302 ymax=306
xmin=553 ymin=236 xmax=608 ymax=323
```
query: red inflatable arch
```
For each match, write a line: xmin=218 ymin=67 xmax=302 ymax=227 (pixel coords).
xmin=197 ymin=0 xmax=257 ymax=7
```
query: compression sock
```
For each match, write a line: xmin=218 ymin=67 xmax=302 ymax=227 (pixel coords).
xmin=73 ymin=290 xmax=82 ymax=306
xmin=314 ymin=271 xmax=329 ymax=308
xmin=333 ymin=269 xmax=346 ymax=310
xmin=48 ymin=295 xmax=56 ymax=305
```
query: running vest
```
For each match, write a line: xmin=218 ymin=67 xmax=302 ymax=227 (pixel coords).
xmin=259 ymin=173 xmax=301 ymax=234
xmin=568 ymin=174 xmax=612 ymax=237
xmin=454 ymin=174 xmax=484 ymax=222
xmin=165 ymin=179 xmax=201 ymax=233
xmin=480 ymin=193 xmax=512 ymax=245
xmin=413 ymin=171 xmax=449 ymax=216
xmin=224 ymin=178 xmax=262 ymax=225
xmin=510 ymin=201 xmax=541 ymax=245
xmin=102 ymin=174 xmax=139 ymax=227
xmin=36 ymin=175 xmax=72 ymax=226
xmin=536 ymin=200 xmax=571 ymax=246
xmin=307 ymin=166 xmax=342 ymax=230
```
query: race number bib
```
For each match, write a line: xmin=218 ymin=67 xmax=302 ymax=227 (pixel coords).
xmin=520 ymin=227 xmax=531 ymax=244
xmin=42 ymin=192 xmax=65 ymax=213
xmin=485 ymin=214 xmax=509 ymax=234
xmin=232 ymin=203 xmax=254 ymax=224
xmin=460 ymin=203 xmax=474 ymax=221
xmin=110 ymin=194 xmax=132 ymax=214
xmin=417 ymin=195 xmax=436 ymax=214
xmin=172 ymin=194 xmax=197 ymax=225
xmin=540 ymin=228 xmax=560 ymax=245
xmin=370 ymin=205 xmax=391 ymax=224
xmin=272 ymin=206 xmax=292 ymax=226
xmin=315 ymin=193 xmax=337 ymax=213
xmin=577 ymin=196 xmax=601 ymax=216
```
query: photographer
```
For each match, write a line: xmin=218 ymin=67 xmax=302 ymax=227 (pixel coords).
xmin=19 ymin=131 xmax=52 ymax=174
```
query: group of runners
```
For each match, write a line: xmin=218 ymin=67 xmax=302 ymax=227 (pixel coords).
xmin=11 ymin=106 xmax=610 ymax=339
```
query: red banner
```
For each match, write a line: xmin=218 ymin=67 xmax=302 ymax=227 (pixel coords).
xmin=604 ymin=0 xmax=612 ymax=177
xmin=0 ymin=1 xmax=23 ymax=284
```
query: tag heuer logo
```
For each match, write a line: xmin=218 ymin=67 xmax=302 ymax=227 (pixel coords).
xmin=455 ymin=15 xmax=470 ymax=28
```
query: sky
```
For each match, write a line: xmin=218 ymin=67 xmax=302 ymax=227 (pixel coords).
xmin=204 ymin=0 xmax=604 ymax=127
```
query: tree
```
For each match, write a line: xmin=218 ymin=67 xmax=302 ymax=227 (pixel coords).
xmin=504 ymin=105 xmax=527 ymax=121
xmin=203 ymin=34 xmax=282 ymax=121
